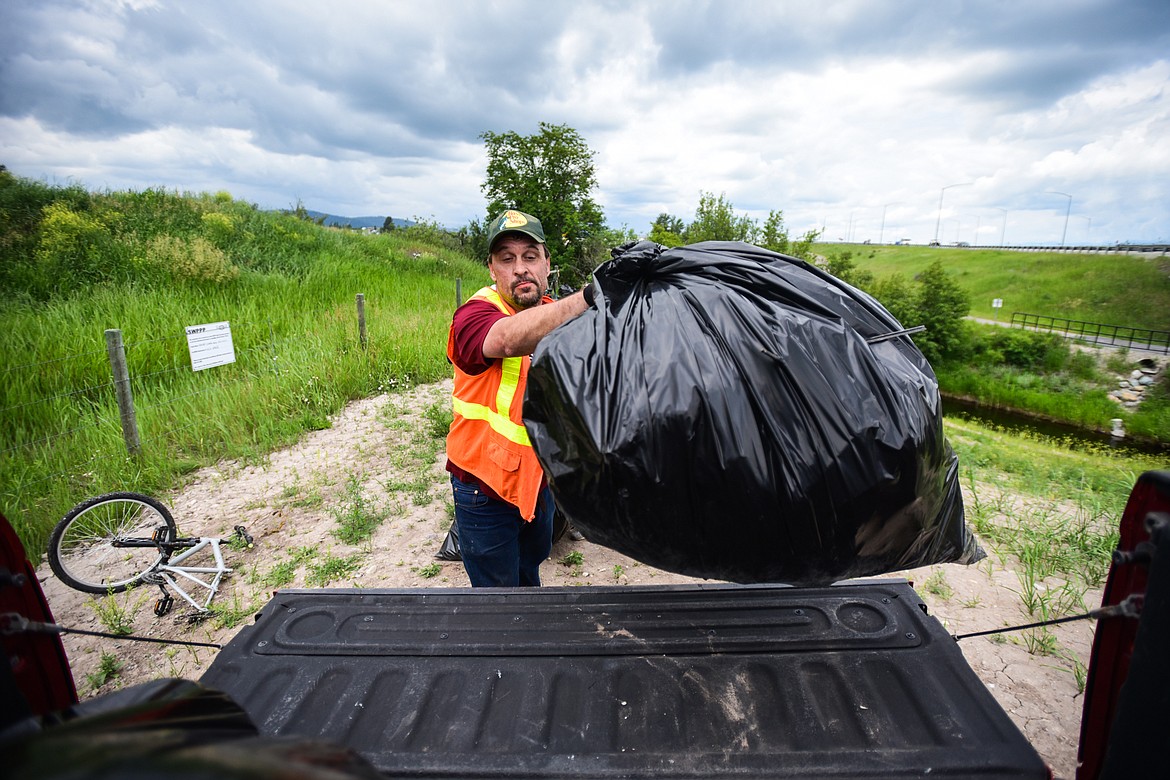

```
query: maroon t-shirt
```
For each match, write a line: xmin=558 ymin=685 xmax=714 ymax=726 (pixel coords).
xmin=448 ymin=299 xmax=508 ymax=375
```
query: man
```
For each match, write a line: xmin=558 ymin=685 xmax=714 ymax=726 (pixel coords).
xmin=445 ymin=209 xmax=594 ymax=587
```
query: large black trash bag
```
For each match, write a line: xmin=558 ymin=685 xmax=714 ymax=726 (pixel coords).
xmin=524 ymin=240 xmax=983 ymax=585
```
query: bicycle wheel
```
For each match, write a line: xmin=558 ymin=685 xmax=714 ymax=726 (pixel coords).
xmin=48 ymin=492 xmax=176 ymax=594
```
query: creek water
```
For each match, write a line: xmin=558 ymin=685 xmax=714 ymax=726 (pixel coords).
xmin=941 ymin=395 xmax=1170 ymax=457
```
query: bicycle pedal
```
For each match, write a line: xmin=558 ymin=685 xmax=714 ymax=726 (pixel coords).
xmin=154 ymin=594 xmax=174 ymax=617
xmin=152 ymin=526 xmax=175 ymax=544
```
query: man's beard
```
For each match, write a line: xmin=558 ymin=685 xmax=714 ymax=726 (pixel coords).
xmin=510 ymin=279 xmax=543 ymax=309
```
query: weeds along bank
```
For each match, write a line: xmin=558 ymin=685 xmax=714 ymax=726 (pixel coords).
xmin=0 ymin=175 xmax=488 ymax=555
xmin=944 ymin=415 xmax=1165 ymax=663
xmin=935 ymin=323 xmax=1170 ymax=444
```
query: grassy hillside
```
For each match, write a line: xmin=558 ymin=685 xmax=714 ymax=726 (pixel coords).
xmin=820 ymin=243 xmax=1170 ymax=330
xmin=1 ymin=173 xmax=489 ymax=554
xmin=2 ymin=172 xmax=1165 ymax=557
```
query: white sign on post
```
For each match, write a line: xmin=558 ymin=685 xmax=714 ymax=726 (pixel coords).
xmin=992 ymin=298 xmax=1003 ymax=309
xmin=186 ymin=321 xmax=236 ymax=371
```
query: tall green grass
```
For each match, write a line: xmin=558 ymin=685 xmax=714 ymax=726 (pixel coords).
xmin=1 ymin=178 xmax=488 ymax=555
xmin=948 ymin=415 xmax=1163 ymax=666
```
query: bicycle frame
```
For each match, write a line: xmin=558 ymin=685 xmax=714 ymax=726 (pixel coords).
xmin=146 ymin=537 xmax=232 ymax=612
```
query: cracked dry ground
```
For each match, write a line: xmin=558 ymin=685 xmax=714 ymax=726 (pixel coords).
xmin=36 ymin=379 xmax=1097 ymax=779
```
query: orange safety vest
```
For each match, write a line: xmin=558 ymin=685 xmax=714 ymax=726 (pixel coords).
xmin=446 ymin=286 xmax=549 ymax=521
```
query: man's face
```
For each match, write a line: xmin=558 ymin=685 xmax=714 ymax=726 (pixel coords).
xmin=488 ymin=235 xmax=551 ymax=310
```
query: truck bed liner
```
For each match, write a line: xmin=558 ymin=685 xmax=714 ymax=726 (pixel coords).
xmin=201 ymin=580 xmax=1047 ymax=778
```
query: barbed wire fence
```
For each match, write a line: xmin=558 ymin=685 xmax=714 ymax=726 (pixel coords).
xmin=3 ymin=319 xmax=276 ymax=491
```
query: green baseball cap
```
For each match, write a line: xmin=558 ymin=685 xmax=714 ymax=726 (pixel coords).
xmin=487 ymin=209 xmax=546 ymax=251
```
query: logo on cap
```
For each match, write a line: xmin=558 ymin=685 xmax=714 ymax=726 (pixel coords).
xmin=499 ymin=210 xmax=529 ymax=230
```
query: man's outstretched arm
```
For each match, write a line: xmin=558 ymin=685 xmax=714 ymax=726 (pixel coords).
xmin=482 ymin=290 xmax=591 ymax=358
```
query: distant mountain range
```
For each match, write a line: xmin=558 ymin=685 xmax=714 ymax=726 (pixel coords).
xmin=300 ymin=210 xmax=416 ymax=230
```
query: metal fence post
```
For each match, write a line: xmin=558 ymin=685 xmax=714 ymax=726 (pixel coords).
xmin=105 ymin=328 xmax=141 ymax=456
xmin=356 ymin=293 xmax=367 ymax=349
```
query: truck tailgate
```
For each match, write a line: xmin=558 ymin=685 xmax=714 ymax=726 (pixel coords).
xmin=201 ymin=580 xmax=1047 ymax=778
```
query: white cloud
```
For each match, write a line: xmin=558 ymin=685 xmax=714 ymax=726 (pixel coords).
xmin=2 ymin=0 xmax=1167 ymax=243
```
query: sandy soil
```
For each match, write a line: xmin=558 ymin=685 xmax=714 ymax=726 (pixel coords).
xmin=35 ymin=378 xmax=1100 ymax=779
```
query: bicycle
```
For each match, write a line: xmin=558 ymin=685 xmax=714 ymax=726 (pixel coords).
xmin=48 ymin=492 xmax=252 ymax=617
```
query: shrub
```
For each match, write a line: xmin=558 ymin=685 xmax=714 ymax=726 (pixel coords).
xmin=1067 ymin=350 xmax=1101 ymax=381
xmin=143 ymin=234 xmax=240 ymax=284
xmin=34 ymin=202 xmax=127 ymax=293
xmin=991 ymin=329 xmax=1066 ymax=370
xmin=400 ymin=216 xmax=466 ymax=254
xmin=0 ymin=170 xmax=94 ymax=297
xmin=201 ymin=212 xmax=236 ymax=247
xmin=869 ymin=273 xmax=917 ymax=328
xmin=117 ymin=187 xmax=202 ymax=239
xmin=824 ymin=251 xmax=875 ymax=289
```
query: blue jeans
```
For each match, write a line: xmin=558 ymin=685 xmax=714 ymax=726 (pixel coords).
xmin=451 ymin=474 xmax=553 ymax=587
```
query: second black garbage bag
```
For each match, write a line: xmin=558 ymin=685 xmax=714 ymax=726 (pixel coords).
xmin=524 ymin=240 xmax=983 ymax=585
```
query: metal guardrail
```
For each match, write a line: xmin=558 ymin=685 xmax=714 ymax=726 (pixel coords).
xmin=972 ymin=244 xmax=1169 ymax=255
xmin=1010 ymin=312 xmax=1170 ymax=354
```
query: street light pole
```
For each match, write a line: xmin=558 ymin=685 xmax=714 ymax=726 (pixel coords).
xmin=880 ymin=203 xmax=899 ymax=245
xmin=1046 ymin=191 xmax=1072 ymax=247
xmin=934 ymin=182 xmax=973 ymax=244
xmin=991 ymin=207 xmax=1007 ymax=246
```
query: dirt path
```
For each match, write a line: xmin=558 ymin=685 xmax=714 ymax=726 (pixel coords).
xmin=35 ymin=379 xmax=1097 ymax=779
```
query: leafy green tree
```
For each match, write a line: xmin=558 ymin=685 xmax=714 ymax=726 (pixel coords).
xmin=574 ymin=224 xmax=639 ymax=285
xmin=913 ymin=260 xmax=970 ymax=361
xmin=864 ymin=261 xmax=969 ymax=363
xmin=480 ymin=122 xmax=605 ymax=286
xmin=759 ymin=209 xmax=821 ymax=260
xmin=647 ymin=196 xmax=820 ymax=261
xmin=684 ymin=191 xmax=756 ymax=243
xmin=870 ymin=273 xmax=918 ymax=330
xmin=381 ymin=216 xmax=396 ymax=233
xmin=824 ymin=250 xmax=875 ymax=289
xmin=648 ymin=213 xmax=685 ymax=247
xmin=452 ymin=217 xmax=488 ymax=261
xmin=655 ymin=213 xmax=685 ymax=235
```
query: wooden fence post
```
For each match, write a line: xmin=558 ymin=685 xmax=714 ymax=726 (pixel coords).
xmin=105 ymin=328 xmax=141 ymax=456
xmin=455 ymin=278 xmax=462 ymax=309
xmin=268 ymin=320 xmax=279 ymax=372
xmin=356 ymin=293 xmax=367 ymax=349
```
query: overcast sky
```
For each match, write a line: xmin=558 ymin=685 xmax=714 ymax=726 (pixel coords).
xmin=2 ymin=0 xmax=1168 ymax=246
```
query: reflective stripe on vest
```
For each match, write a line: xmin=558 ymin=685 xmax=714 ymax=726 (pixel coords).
xmin=452 ymin=288 xmax=529 ymax=446
xmin=451 ymin=389 xmax=529 ymax=446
